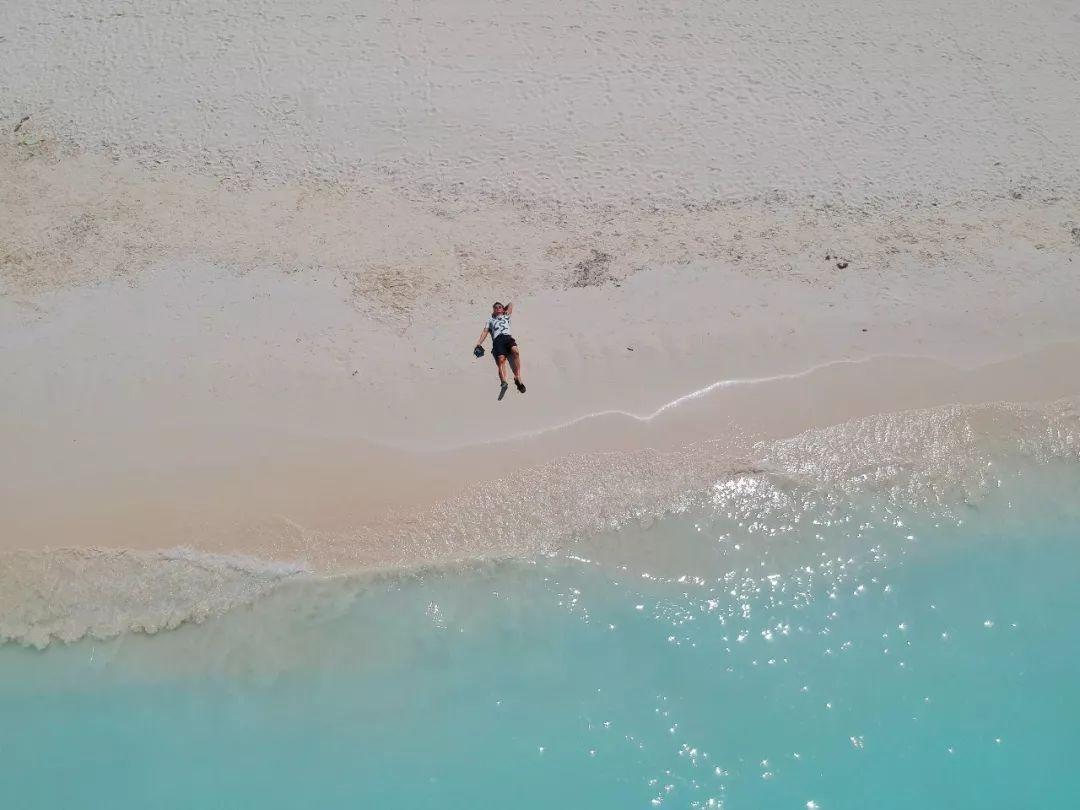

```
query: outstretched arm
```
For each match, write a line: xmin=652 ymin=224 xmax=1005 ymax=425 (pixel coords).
xmin=475 ymin=324 xmax=490 ymax=347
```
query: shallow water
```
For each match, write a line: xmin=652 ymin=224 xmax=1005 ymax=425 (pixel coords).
xmin=2 ymin=450 xmax=1078 ymax=808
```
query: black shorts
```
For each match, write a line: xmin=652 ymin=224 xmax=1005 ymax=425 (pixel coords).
xmin=492 ymin=333 xmax=517 ymax=359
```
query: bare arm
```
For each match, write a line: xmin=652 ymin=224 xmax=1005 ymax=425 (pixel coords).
xmin=475 ymin=324 xmax=490 ymax=347
xmin=505 ymin=302 xmax=514 ymax=315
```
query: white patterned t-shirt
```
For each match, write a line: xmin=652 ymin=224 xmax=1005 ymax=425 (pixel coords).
xmin=487 ymin=314 xmax=512 ymax=339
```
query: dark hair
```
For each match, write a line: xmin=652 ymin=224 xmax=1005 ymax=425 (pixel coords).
xmin=492 ymin=301 xmax=503 ymax=308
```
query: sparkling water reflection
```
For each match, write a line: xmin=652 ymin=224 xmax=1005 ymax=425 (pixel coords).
xmin=1 ymin=457 xmax=1078 ymax=808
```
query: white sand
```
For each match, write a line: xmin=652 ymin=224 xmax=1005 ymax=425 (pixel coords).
xmin=4 ymin=0 xmax=1079 ymax=202
xmin=2 ymin=0 xmax=1080 ymax=574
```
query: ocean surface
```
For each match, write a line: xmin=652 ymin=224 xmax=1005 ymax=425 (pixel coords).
xmin=2 ymin=404 xmax=1078 ymax=809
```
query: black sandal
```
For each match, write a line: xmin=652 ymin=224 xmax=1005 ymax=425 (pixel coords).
xmin=515 ymin=379 xmax=526 ymax=393
xmin=498 ymin=381 xmax=509 ymax=400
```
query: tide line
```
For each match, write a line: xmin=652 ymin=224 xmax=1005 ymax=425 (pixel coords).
xmin=442 ymin=353 xmax=937 ymax=451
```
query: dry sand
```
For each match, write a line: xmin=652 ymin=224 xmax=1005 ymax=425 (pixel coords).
xmin=2 ymin=0 xmax=1079 ymax=574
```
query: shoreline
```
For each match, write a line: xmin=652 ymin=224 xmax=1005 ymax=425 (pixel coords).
xmin=4 ymin=339 xmax=1079 ymax=567
xmin=3 ymin=391 xmax=1078 ymax=648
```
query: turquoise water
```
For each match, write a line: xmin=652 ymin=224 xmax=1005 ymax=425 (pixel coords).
xmin=2 ymin=457 xmax=1078 ymax=808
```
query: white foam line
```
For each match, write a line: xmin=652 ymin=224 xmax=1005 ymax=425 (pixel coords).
xmin=440 ymin=353 xmax=937 ymax=451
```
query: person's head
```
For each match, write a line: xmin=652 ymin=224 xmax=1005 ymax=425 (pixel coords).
xmin=492 ymin=302 xmax=505 ymax=316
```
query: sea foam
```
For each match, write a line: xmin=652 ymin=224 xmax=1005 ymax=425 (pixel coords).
xmin=2 ymin=398 xmax=1077 ymax=649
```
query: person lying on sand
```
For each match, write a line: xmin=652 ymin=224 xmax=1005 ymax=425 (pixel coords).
xmin=474 ymin=301 xmax=526 ymax=401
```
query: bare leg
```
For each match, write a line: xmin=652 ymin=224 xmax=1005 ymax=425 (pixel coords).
xmin=495 ymin=356 xmax=510 ymax=400
xmin=509 ymin=347 xmax=525 ymax=392
xmin=509 ymin=347 xmax=523 ymax=381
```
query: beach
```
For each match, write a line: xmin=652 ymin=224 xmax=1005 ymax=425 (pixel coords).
xmin=3 ymin=0 xmax=1080 ymax=632
xmin=3 ymin=144 xmax=1079 ymax=613
xmin=2 ymin=1 xmax=1080 ymax=805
